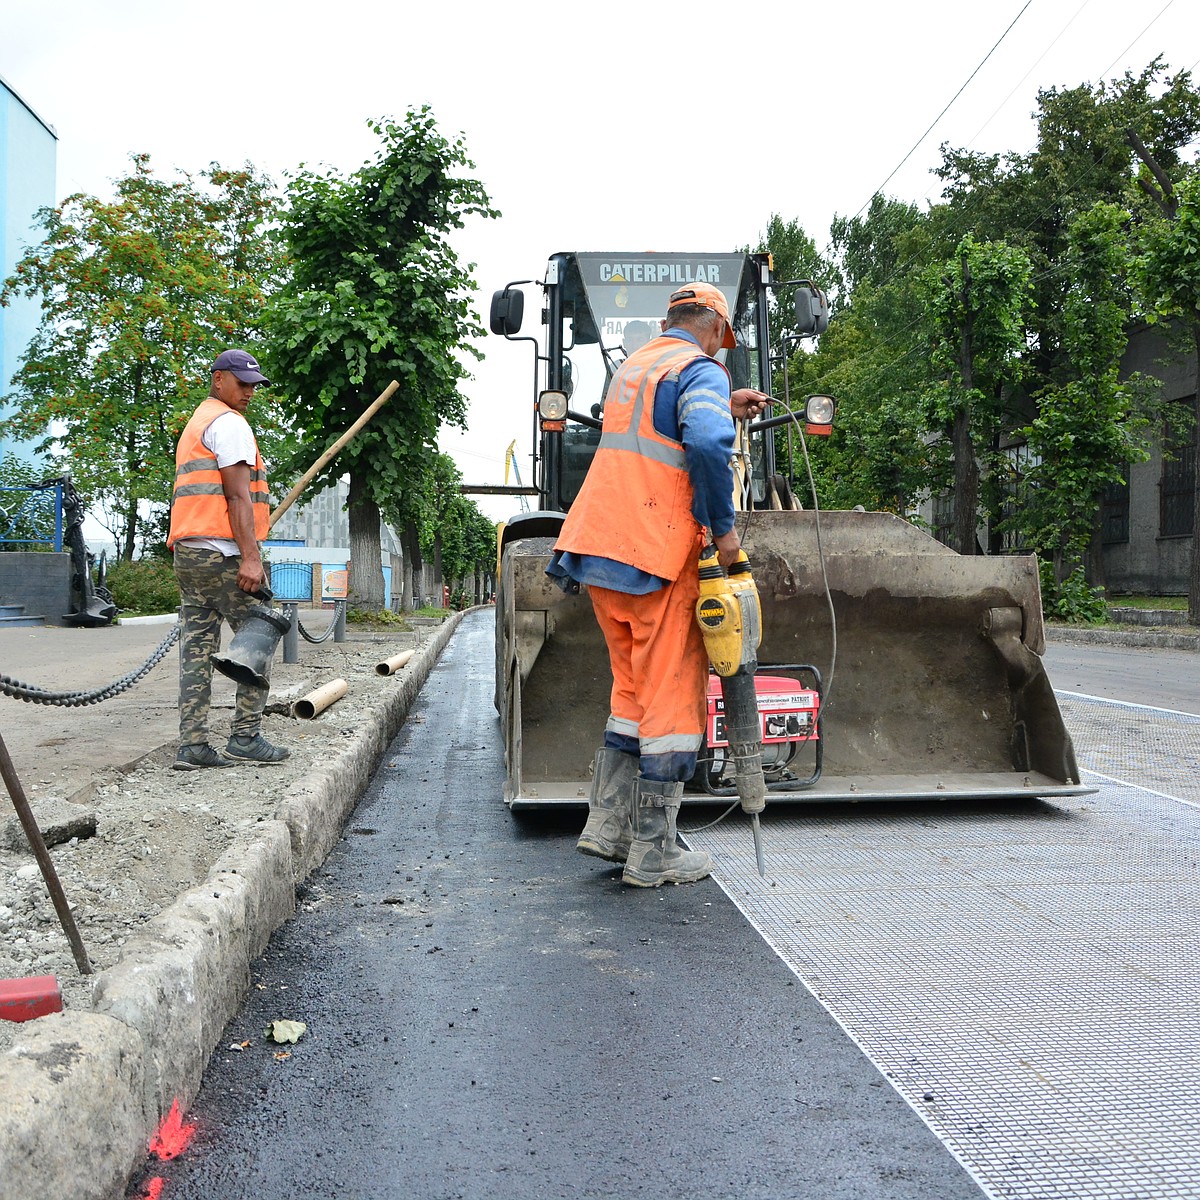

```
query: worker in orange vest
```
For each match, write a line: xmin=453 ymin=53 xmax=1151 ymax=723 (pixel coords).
xmin=167 ymin=349 xmax=290 ymax=770
xmin=548 ymin=283 xmax=769 ymax=886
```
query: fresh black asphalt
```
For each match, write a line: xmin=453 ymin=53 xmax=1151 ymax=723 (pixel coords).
xmin=129 ymin=610 xmax=985 ymax=1200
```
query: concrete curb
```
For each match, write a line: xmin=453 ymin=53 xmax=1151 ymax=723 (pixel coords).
xmin=0 ymin=611 xmax=464 ymax=1200
xmin=1047 ymin=623 xmax=1200 ymax=653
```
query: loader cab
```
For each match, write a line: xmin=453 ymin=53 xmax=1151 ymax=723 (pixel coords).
xmin=491 ymin=250 xmax=773 ymax=521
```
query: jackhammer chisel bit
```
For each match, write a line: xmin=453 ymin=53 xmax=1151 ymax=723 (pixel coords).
xmin=724 ymin=673 xmax=768 ymax=878
xmin=751 ymin=813 xmax=766 ymax=877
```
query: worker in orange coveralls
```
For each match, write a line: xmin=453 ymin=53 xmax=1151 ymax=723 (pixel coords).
xmin=547 ymin=282 xmax=769 ymax=887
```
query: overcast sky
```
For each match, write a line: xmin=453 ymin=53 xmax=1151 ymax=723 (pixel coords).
xmin=4 ymin=0 xmax=1198 ymax=521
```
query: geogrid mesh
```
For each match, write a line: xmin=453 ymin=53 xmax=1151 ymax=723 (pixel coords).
xmin=689 ymin=690 xmax=1200 ymax=1200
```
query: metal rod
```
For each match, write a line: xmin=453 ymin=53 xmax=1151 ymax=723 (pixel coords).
xmin=268 ymin=380 xmax=399 ymax=530
xmin=746 ymin=407 xmax=804 ymax=434
xmin=0 ymin=731 xmax=92 ymax=975
xmin=750 ymin=813 xmax=766 ymax=878
xmin=458 ymin=485 xmax=540 ymax=496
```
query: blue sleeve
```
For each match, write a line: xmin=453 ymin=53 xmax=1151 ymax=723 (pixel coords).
xmin=546 ymin=549 xmax=666 ymax=595
xmin=654 ymin=356 xmax=736 ymax=536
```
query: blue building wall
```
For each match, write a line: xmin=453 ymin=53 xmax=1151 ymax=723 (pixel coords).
xmin=0 ymin=75 xmax=57 ymax=466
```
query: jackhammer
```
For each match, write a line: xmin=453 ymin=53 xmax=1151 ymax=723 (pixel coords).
xmin=695 ymin=545 xmax=768 ymax=876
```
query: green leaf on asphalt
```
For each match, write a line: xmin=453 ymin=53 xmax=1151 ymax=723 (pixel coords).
xmin=265 ymin=1019 xmax=308 ymax=1044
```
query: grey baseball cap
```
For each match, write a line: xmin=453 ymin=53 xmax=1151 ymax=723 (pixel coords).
xmin=211 ymin=349 xmax=270 ymax=385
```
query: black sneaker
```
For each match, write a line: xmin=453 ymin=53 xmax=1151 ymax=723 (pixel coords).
xmin=225 ymin=733 xmax=290 ymax=764
xmin=173 ymin=743 xmax=236 ymax=771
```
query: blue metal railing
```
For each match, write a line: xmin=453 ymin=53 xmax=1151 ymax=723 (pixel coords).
xmin=0 ymin=481 xmax=64 ymax=551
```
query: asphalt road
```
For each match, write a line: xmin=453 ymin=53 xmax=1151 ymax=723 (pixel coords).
xmin=129 ymin=610 xmax=985 ymax=1200
xmin=1043 ymin=640 xmax=1200 ymax=714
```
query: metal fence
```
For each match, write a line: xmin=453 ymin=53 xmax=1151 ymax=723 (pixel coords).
xmin=0 ymin=481 xmax=64 ymax=551
xmin=267 ymin=559 xmax=314 ymax=603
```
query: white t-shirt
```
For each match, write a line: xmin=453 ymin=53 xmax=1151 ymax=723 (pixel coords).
xmin=176 ymin=411 xmax=260 ymax=556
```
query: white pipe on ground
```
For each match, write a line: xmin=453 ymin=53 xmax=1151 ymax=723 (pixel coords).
xmin=376 ymin=650 xmax=415 ymax=676
xmin=291 ymin=678 xmax=348 ymax=719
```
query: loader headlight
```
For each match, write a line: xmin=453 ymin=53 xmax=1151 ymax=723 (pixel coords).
xmin=538 ymin=390 xmax=568 ymax=420
xmin=805 ymin=395 xmax=836 ymax=425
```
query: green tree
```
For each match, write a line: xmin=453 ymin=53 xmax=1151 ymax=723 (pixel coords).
xmin=936 ymin=61 xmax=1200 ymax=379
xmin=805 ymin=196 xmax=945 ymax=515
xmin=0 ymin=156 xmax=286 ymax=558
xmin=1023 ymin=202 xmax=1159 ymax=599
xmin=435 ymin=496 xmax=496 ymax=606
xmin=400 ymin=452 xmax=497 ymax=606
xmin=785 ymin=59 xmax=1199 ymax=602
xmin=1135 ymin=170 xmax=1200 ymax=622
xmin=266 ymin=110 xmax=498 ymax=609
xmin=412 ymin=452 xmax=462 ymax=604
xmin=828 ymin=193 xmax=927 ymax=301
xmin=919 ymin=235 xmax=1032 ymax=554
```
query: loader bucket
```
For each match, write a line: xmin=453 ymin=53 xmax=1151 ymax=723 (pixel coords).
xmin=495 ymin=511 xmax=1093 ymax=810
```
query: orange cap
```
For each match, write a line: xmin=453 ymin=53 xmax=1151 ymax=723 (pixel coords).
xmin=667 ymin=282 xmax=736 ymax=349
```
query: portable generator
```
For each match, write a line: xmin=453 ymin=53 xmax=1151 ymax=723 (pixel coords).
xmin=696 ymin=665 xmax=823 ymax=797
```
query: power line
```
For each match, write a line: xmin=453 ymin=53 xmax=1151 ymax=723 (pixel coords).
xmin=963 ymin=0 xmax=1093 ymax=155
xmin=1096 ymin=0 xmax=1176 ymax=82
xmin=850 ymin=1 xmax=1033 ymax=222
xmin=809 ymin=2 xmax=1079 ymax=289
xmin=440 ymin=444 xmax=506 ymax=465
xmin=836 ymin=18 xmax=1195 ymax=315
xmin=810 ymin=1 xmax=1091 ymax=270
xmin=791 ymin=8 xmax=1198 ymax=401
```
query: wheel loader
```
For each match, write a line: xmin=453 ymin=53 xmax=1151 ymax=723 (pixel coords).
xmin=483 ymin=250 xmax=1091 ymax=810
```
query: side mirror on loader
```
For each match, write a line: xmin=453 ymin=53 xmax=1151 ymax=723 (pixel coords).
xmin=793 ymin=283 xmax=830 ymax=338
xmin=490 ymin=287 xmax=525 ymax=336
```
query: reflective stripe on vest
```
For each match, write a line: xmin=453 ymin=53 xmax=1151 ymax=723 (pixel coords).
xmin=595 ymin=343 xmax=693 ymax=469
xmin=166 ymin=397 xmax=270 ymax=548
xmin=555 ymin=337 xmax=716 ymax=581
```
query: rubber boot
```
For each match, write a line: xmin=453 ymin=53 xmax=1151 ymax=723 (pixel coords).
xmin=576 ymin=748 xmax=638 ymax=862
xmin=622 ymin=777 xmax=712 ymax=888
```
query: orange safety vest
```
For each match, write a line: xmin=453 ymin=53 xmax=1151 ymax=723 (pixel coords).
xmin=167 ymin=397 xmax=270 ymax=549
xmin=556 ymin=336 xmax=721 ymax=581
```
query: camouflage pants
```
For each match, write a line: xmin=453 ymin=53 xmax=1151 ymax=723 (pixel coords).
xmin=174 ymin=545 xmax=270 ymax=745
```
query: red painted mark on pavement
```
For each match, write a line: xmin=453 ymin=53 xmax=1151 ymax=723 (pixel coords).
xmin=148 ymin=1099 xmax=196 ymax=1161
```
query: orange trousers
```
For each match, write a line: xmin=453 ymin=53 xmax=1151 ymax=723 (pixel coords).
xmin=588 ymin=571 xmax=707 ymax=760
